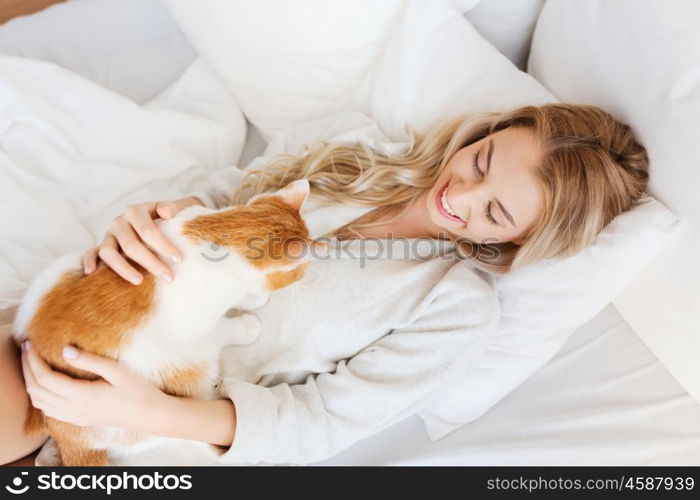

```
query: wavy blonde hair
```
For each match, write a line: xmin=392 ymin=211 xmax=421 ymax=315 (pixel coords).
xmin=231 ymin=104 xmax=649 ymax=274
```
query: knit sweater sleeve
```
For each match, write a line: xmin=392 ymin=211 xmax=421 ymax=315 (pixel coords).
xmin=216 ymin=263 xmax=500 ymax=465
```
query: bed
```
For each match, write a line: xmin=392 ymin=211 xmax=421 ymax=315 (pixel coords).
xmin=2 ymin=0 xmax=699 ymax=466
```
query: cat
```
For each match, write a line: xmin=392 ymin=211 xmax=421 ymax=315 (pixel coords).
xmin=13 ymin=179 xmax=327 ymax=466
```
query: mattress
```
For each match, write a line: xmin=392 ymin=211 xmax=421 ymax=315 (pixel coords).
xmin=2 ymin=0 xmax=699 ymax=466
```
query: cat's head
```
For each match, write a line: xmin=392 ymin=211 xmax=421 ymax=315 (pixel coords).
xmin=182 ymin=179 xmax=328 ymax=290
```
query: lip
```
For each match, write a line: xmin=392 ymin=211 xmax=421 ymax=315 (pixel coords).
xmin=436 ymin=181 xmax=465 ymax=223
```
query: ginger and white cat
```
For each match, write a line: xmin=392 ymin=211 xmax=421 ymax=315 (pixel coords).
xmin=13 ymin=179 xmax=326 ymax=466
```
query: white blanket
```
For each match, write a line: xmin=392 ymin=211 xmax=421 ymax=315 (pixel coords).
xmin=0 ymin=56 xmax=246 ymax=309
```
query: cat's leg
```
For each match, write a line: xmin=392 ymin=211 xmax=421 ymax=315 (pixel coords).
xmin=46 ymin=418 xmax=114 ymax=466
xmin=210 ymin=312 xmax=262 ymax=346
xmin=56 ymin=441 xmax=109 ymax=466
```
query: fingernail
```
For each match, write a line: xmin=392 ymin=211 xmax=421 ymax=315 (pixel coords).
xmin=171 ymin=254 xmax=182 ymax=263
xmin=63 ymin=346 xmax=78 ymax=360
xmin=21 ymin=341 xmax=27 ymax=352
xmin=24 ymin=341 xmax=31 ymax=351
xmin=161 ymin=273 xmax=173 ymax=283
xmin=130 ymin=275 xmax=143 ymax=285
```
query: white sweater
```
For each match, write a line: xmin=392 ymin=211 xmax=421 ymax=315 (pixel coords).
xmin=35 ymin=113 xmax=501 ymax=466
xmin=187 ymin=167 xmax=501 ymax=465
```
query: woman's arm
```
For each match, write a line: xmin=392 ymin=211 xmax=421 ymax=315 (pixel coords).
xmin=214 ymin=264 xmax=500 ymax=465
xmin=150 ymin=395 xmax=237 ymax=448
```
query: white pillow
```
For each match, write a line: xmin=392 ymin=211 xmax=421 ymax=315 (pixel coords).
xmin=160 ymin=0 xmax=404 ymax=142
xmin=527 ymin=0 xmax=700 ymax=406
xmin=464 ymin=0 xmax=546 ymax=70
xmin=360 ymin=0 xmax=554 ymax=141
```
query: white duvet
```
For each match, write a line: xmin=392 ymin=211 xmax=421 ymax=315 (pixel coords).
xmin=0 ymin=56 xmax=246 ymax=309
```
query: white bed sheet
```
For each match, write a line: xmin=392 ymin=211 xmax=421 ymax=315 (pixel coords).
xmin=321 ymin=304 xmax=700 ymax=465
xmin=3 ymin=0 xmax=699 ymax=466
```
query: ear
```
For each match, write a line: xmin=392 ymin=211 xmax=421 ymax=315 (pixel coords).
xmin=274 ymin=179 xmax=310 ymax=212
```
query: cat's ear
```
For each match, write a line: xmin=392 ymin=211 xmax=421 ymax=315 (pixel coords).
xmin=274 ymin=179 xmax=310 ymax=212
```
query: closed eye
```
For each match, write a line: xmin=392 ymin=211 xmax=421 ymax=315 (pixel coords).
xmin=484 ymin=201 xmax=499 ymax=226
xmin=472 ymin=152 xmax=484 ymax=178
xmin=474 ymin=150 xmax=500 ymax=226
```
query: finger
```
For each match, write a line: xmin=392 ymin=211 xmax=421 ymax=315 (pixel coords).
xmin=83 ymin=247 xmax=99 ymax=274
xmin=98 ymin=235 xmax=143 ymax=285
xmin=62 ymin=346 xmax=125 ymax=386
xmin=24 ymin=380 xmax=70 ymax=410
xmin=111 ymin=220 xmax=174 ymax=282
xmin=24 ymin=343 xmax=85 ymax=398
xmin=20 ymin=346 xmax=38 ymax=388
xmin=40 ymin=410 xmax=81 ymax=425
xmin=155 ymin=201 xmax=181 ymax=220
xmin=21 ymin=348 xmax=70 ymax=408
xmin=156 ymin=197 xmax=203 ymax=220
xmin=127 ymin=208 xmax=183 ymax=265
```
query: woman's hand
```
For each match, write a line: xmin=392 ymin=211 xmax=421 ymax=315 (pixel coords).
xmin=20 ymin=341 xmax=170 ymax=431
xmin=20 ymin=340 xmax=238 ymax=446
xmin=83 ymin=196 xmax=204 ymax=285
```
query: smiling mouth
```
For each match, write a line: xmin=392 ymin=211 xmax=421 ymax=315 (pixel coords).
xmin=436 ymin=182 xmax=465 ymax=223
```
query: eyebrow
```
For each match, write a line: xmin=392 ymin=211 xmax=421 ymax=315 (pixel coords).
xmin=485 ymin=138 xmax=517 ymax=227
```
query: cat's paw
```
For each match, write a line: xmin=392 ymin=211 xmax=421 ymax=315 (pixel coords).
xmin=234 ymin=313 xmax=262 ymax=344
xmin=216 ymin=312 xmax=261 ymax=345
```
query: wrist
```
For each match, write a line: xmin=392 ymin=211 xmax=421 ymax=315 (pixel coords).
xmin=139 ymin=394 xmax=237 ymax=447
xmin=130 ymin=392 xmax=177 ymax=435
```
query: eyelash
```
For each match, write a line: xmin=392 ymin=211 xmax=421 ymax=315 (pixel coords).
xmin=473 ymin=153 xmax=500 ymax=226
xmin=472 ymin=153 xmax=484 ymax=178
xmin=484 ymin=201 xmax=499 ymax=226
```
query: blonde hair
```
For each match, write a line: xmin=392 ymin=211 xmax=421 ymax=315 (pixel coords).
xmin=231 ymin=104 xmax=649 ymax=274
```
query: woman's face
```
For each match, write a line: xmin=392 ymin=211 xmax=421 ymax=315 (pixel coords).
xmin=422 ymin=126 xmax=543 ymax=245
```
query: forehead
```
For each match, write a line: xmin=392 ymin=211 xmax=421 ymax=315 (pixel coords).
xmin=483 ymin=127 xmax=543 ymax=227
xmin=487 ymin=126 xmax=541 ymax=168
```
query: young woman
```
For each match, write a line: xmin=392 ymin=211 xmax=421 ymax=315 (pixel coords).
xmin=5 ymin=104 xmax=649 ymax=465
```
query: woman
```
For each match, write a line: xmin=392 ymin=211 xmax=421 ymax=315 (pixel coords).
xmin=5 ymin=104 xmax=649 ymax=465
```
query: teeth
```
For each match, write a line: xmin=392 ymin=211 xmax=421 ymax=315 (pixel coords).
xmin=441 ymin=188 xmax=460 ymax=219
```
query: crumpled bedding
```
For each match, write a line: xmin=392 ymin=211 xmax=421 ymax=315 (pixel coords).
xmin=0 ymin=56 xmax=246 ymax=309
